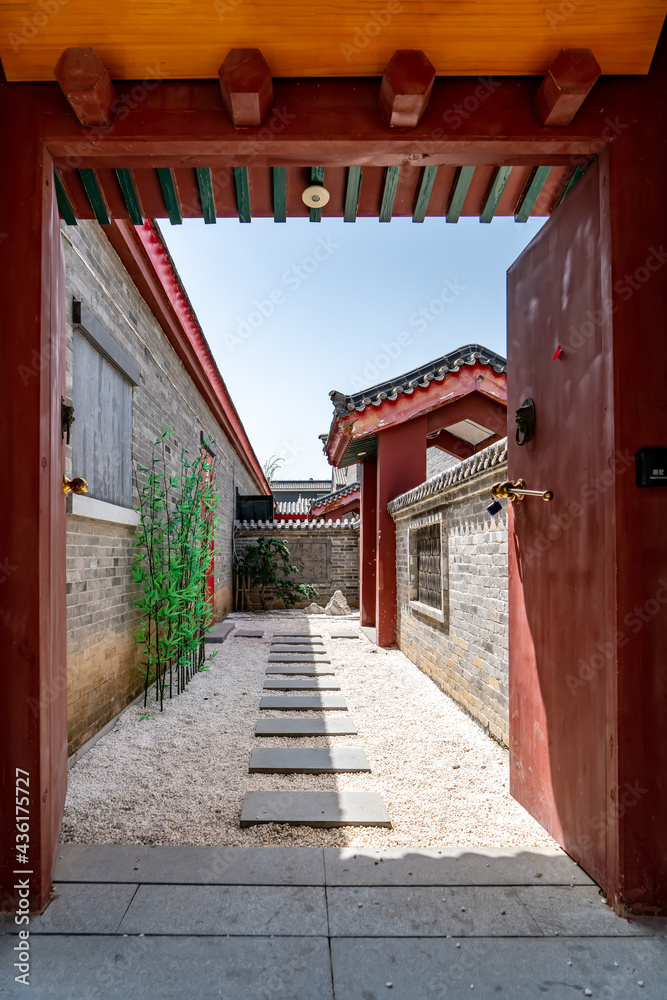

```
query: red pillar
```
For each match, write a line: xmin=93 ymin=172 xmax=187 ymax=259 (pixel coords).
xmin=375 ymin=417 xmax=427 ymax=647
xmin=359 ymin=457 xmax=377 ymax=627
xmin=0 ymin=79 xmax=68 ymax=913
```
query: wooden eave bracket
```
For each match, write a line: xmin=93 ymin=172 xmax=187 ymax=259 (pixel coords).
xmin=54 ymin=47 xmax=117 ymax=127
xmin=535 ymin=48 xmax=601 ymax=127
xmin=218 ymin=48 xmax=273 ymax=127
xmin=379 ymin=49 xmax=436 ymax=128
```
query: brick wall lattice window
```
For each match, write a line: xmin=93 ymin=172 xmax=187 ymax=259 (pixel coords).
xmin=408 ymin=515 xmax=448 ymax=625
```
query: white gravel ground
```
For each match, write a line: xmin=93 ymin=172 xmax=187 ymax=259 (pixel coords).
xmin=62 ymin=611 xmax=557 ymax=850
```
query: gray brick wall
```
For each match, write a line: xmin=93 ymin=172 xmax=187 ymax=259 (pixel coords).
xmin=63 ymin=220 xmax=259 ymax=752
xmin=391 ymin=456 xmax=509 ymax=745
xmin=234 ymin=521 xmax=359 ymax=609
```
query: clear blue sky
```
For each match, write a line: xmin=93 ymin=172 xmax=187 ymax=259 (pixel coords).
xmin=162 ymin=215 xmax=544 ymax=479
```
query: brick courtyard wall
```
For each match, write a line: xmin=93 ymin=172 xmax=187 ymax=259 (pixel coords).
xmin=63 ymin=221 xmax=259 ymax=753
xmin=388 ymin=440 xmax=509 ymax=745
xmin=234 ymin=519 xmax=360 ymax=610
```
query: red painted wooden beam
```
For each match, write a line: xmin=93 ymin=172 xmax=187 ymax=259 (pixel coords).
xmin=425 ymin=391 xmax=508 ymax=437
xmin=427 ymin=430 xmax=474 ymax=460
xmin=379 ymin=50 xmax=436 ymax=128
xmin=218 ymin=49 xmax=273 ymax=127
xmin=103 ymin=220 xmax=269 ymax=494
xmin=534 ymin=49 xmax=601 ymax=127
xmin=54 ymin=47 xmax=117 ymax=126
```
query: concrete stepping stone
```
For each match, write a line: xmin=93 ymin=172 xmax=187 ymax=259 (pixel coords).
xmin=268 ymin=653 xmax=331 ymax=664
xmin=272 ymin=637 xmax=324 ymax=645
xmin=262 ymin=678 xmax=340 ymax=691
xmin=234 ymin=630 xmax=264 ymax=638
xmin=204 ymin=622 xmax=236 ymax=643
xmin=269 ymin=646 xmax=328 ymax=655
xmin=274 ymin=632 xmax=322 ymax=637
xmin=255 ymin=718 xmax=358 ymax=736
xmin=265 ymin=665 xmax=335 ymax=675
xmin=259 ymin=695 xmax=347 ymax=711
xmin=240 ymin=791 xmax=391 ymax=828
xmin=248 ymin=748 xmax=371 ymax=774
xmin=329 ymin=632 xmax=359 ymax=639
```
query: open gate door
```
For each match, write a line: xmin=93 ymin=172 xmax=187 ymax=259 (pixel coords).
xmin=507 ymin=160 xmax=615 ymax=889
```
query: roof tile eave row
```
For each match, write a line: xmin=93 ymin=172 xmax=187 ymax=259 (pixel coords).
xmin=329 ymin=344 xmax=507 ymax=418
xmin=235 ymin=517 xmax=360 ymax=531
xmin=387 ymin=436 xmax=508 ymax=514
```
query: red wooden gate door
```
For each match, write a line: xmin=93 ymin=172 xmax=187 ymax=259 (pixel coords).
xmin=506 ymin=160 xmax=615 ymax=889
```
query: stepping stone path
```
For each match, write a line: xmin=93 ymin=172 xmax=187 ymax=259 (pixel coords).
xmin=241 ymin=626 xmax=392 ymax=829
xmin=204 ymin=622 xmax=236 ymax=643
xmin=241 ymin=791 xmax=391 ymax=828
xmin=259 ymin=695 xmax=348 ymax=711
xmin=255 ymin=718 xmax=358 ymax=736
xmin=234 ymin=631 xmax=264 ymax=638
xmin=262 ymin=678 xmax=341 ymax=691
xmin=248 ymin=748 xmax=371 ymax=773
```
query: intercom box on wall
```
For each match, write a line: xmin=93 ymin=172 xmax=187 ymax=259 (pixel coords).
xmin=635 ymin=448 xmax=667 ymax=487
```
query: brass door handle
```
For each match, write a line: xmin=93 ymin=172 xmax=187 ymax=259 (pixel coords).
xmin=63 ymin=476 xmax=89 ymax=496
xmin=491 ymin=479 xmax=554 ymax=502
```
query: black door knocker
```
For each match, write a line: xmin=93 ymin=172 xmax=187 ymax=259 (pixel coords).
xmin=515 ymin=398 xmax=536 ymax=446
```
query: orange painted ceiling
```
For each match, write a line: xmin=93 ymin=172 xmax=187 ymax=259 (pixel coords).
xmin=1 ymin=1 xmax=666 ymax=82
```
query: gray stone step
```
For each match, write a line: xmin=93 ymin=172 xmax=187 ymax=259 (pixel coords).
xmin=259 ymin=695 xmax=347 ymax=711
xmin=268 ymin=653 xmax=332 ymax=664
xmin=329 ymin=632 xmax=360 ymax=639
xmin=204 ymin=622 xmax=236 ymax=643
xmin=263 ymin=678 xmax=341 ymax=691
xmin=274 ymin=632 xmax=322 ymax=638
xmin=248 ymin=748 xmax=371 ymax=774
xmin=272 ymin=637 xmax=324 ymax=645
xmin=255 ymin=718 xmax=358 ymax=736
xmin=265 ymin=665 xmax=335 ymax=675
xmin=240 ymin=791 xmax=391 ymax=828
xmin=269 ymin=646 xmax=328 ymax=655
xmin=233 ymin=631 xmax=264 ymax=638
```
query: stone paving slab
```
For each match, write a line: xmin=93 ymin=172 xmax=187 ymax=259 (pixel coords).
xmin=52 ymin=844 xmax=326 ymax=885
xmin=268 ymin=653 xmax=332 ymax=663
xmin=204 ymin=621 xmax=236 ymax=643
xmin=265 ymin=664 xmax=335 ymax=675
xmin=274 ymin=632 xmax=322 ymax=638
xmin=269 ymin=645 xmax=328 ymax=655
xmin=323 ymin=847 xmax=596 ymax=887
xmin=330 ymin=937 xmax=667 ymax=1000
xmin=0 ymin=935 xmax=334 ymax=1000
xmin=272 ymin=637 xmax=324 ymax=645
xmin=233 ymin=630 xmax=264 ymax=638
xmin=0 ymin=883 xmax=136 ymax=935
xmin=329 ymin=632 xmax=360 ymax=639
xmin=249 ymin=748 xmax=371 ymax=774
xmin=516 ymin=885 xmax=666 ymax=936
xmin=259 ymin=695 xmax=347 ymax=711
xmin=263 ymin=678 xmax=341 ymax=690
xmin=327 ymin=885 xmax=543 ymax=937
xmin=255 ymin=718 xmax=359 ymax=736
xmin=241 ymin=791 xmax=391 ymax=828
xmin=118 ymin=884 xmax=327 ymax=936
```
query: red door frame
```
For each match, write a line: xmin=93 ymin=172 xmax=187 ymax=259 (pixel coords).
xmin=1 ymin=38 xmax=666 ymax=913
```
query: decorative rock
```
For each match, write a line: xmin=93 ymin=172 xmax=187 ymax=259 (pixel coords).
xmin=325 ymin=590 xmax=353 ymax=616
xmin=305 ymin=602 xmax=326 ymax=615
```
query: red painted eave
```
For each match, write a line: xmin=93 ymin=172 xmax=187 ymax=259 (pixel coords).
xmin=103 ymin=219 xmax=270 ymax=494
xmin=310 ymin=488 xmax=361 ymax=518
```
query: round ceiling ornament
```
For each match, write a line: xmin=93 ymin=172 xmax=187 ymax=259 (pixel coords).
xmin=302 ymin=184 xmax=331 ymax=208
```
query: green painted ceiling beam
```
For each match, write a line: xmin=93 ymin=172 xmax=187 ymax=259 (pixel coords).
xmin=310 ymin=166 xmax=325 ymax=222
xmin=54 ymin=171 xmax=77 ymax=226
xmin=560 ymin=162 xmax=590 ymax=205
xmin=514 ymin=165 xmax=551 ymax=223
xmin=344 ymin=166 xmax=362 ymax=223
xmin=413 ymin=166 xmax=438 ymax=223
xmin=156 ymin=167 xmax=182 ymax=225
xmin=446 ymin=166 xmax=475 ymax=223
xmin=273 ymin=167 xmax=287 ymax=223
xmin=480 ymin=166 xmax=513 ymax=223
xmin=196 ymin=167 xmax=216 ymax=224
xmin=115 ymin=168 xmax=143 ymax=225
xmin=78 ymin=168 xmax=110 ymax=225
xmin=379 ymin=166 xmax=401 ymax=222
xmin=234 ymin=167 xmax=251 ymax=223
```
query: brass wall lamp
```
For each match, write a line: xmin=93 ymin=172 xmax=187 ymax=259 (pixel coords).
xmin=491 ymin=479 xmax=554 ymax=503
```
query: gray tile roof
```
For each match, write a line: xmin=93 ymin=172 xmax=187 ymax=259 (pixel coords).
xmin=276 ymin=498 xmax=312 ymax=515
xmin=235 ymin=517 xmax=360 ymax=530
xmin=309 ymin=482 xmax=361 ymax=510
xmin=329 ymin=344 xmax=507 ymax=417
xmin=387 ymin=437 xmax=508 ymax=514
xmin=271 ymin=480 xmax=332 ymax=492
